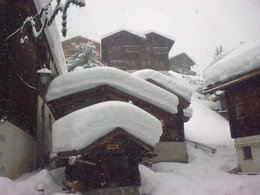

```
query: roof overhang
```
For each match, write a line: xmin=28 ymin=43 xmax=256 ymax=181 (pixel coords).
xmin=203 ymin=69 xmax=260 ymax=94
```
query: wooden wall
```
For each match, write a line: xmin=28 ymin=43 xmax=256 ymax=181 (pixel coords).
xmin=101 ymin=31 xmax=173 ymax=71
xmin=0 ymin=0 xmax=56 ymax=136
xmin=48 ymin=85 xmax=184 ymax=141
xmin=225 ymin=75 xmax=260 ymax=138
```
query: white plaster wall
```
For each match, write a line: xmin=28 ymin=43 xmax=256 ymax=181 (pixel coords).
xmin=37 ymin=96 xmax=55 ymax=164
xmin=153 ymin=141 xmax=188 ymax=163
xmin=235 ymin=135 xmax=260 ymax=173
xmin=0 ymin=121 xmax=35 ymax=179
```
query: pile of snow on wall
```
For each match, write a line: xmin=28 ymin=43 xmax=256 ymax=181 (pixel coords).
xmin=52 ymin=101 xmax=163 ymax=153
xmin=132 ymin=69 xmax=192 ymax=102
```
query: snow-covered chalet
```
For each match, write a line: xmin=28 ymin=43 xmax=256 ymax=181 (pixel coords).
xmin=101 ymin=29 xmax=175 ymax=71
xmin=204 ymin=39 xmax=260 ymax=173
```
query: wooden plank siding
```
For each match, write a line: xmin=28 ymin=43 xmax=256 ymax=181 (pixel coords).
xmin=56 ymin=128 xmax=153 ymax=191
xmin=0 ymin=0 xmax=58 ymax=136
xmin=47 ymin=85 xmax=183 ymax=142
xmin=225 ymin=75 xmax=260 ymax=138
xmin=101 ymin=30 xmax=174 ymax=71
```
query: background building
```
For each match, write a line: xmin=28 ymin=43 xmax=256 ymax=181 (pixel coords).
xmin=101 ymin=29 xmax=175 ymax=71
xmin=169 ymin=53 xmax=196 ymax=75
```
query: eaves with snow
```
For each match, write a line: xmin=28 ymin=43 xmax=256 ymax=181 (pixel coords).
xmin=46 ymin=67 xmax=179 ymax=114
xmin=33 ymin=0 xmax=67 ymax=75
xmin=204 ymin=38 xmax=260 ymax=87
xmin=52 ymin=101 xmax=163 ymax=152
xmin=132 ymin=69 xmax=192 ymax=102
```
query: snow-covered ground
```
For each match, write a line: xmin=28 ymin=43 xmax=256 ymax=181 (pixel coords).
xmin=139 ymin=96 xmax=260 ymax=195
xmin=1 ymin=85 xmax=260 ymax=195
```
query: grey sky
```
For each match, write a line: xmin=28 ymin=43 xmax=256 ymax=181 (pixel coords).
xmin=57 ymin=0 xmax=260 ymax=73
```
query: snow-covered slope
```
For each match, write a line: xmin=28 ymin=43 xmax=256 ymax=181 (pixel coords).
xmin=184 ymin=98 xmax=232 ymax=146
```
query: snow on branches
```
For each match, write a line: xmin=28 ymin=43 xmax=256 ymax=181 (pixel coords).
xmin=6 ymin=0 xmax=85 ymax=43
xmin=66 ymin=42 xmax=104 ymax=72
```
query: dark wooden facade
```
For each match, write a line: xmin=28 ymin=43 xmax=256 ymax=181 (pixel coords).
xmin=169 ymin=53 xmax=196 ymax=75
xmin=205 ymin=69 xmax=260 ymax=138
xmin=101 ymin=30 xmax=174 ymax=71
xmin=56 ymin=128 xmax=153 ymax=191
xmin=0 ymin=0 xmax=59 ymax=136
xmin=62 ymin=36 xmax=100 ymax=59
xmin=47 ymin=85 xmax=183 ymax=142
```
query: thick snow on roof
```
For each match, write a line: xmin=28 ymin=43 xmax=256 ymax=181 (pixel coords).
xmin=33 ymin=0 xmax=67 ymax=75
xmin=204 ymin=39 xmax=260 ymax=86
xmin=52 ymin=101 xmax=163 ymax=152
xmin=183 ymin=106 xmax=193 ymax=118
xmin=46 ymin=67 xmax=179 ymax=114
xmin=101 ymin=28 xmax=146 ymax=39
xmin=132 ymin=69 xmax=192 ymax=102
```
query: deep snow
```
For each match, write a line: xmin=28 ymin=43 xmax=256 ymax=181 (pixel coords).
xmin=1 ymin=81 xmax=260 ymax=195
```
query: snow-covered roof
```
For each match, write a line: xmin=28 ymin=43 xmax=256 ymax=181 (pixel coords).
xmin=144 ymin=30 xmax=175 ymax=41
xmin=33 ymin=0 xmax=67 ymax=75
xmin=101 ymin=28 xmax=146 ymax=40
xmin=46 ymin=67 xmax=179 ymax=114
xmin=52 ymin=101 xmax=163 ymax=152
xmin=132 ymin=69 xmax=192 ymax=102
xmin=204 ymin=39 xmax=260 ymax=86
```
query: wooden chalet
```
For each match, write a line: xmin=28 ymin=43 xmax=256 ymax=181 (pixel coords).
xmin=58 ymin=128 xmax=153 ymax=192
xmin=46 ymin=67 xmax=181 ymax=143
xmin=132 ymin=69 xmax=193 ymax=162
xmin=52 ymin=101 xmax=162 ymax=193
xmin=169 ymin=53 xmax=196 ymax=76
xmin=101 ymin=29 xmax=174 ymax=71
xmin=204 ymin=40 xmax=260 ymax=172
xmin=0 ymin=0 xmax=66 ymax=178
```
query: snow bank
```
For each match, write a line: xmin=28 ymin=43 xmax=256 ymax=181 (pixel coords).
xmin=183 ymin=106 xmax=193 ymax=118
xmin=0 ymin=169 xmax=63 ymax=195
xmin=140 ymin=144 xmax=260 ymax=195
xmin=184 ymin=98 xmax=232 ymax=146
xmin=46 ymin=67 xmax=179 ymax=114
xmin=132 ymin=69 xmax=192 ymax=102
xmin=52 ymin=101 xmax=163 ymax=153
xmin=33 ymin=0 xmax=67 ymax=75
xmin=204 ymin=38 xmax=260 ymax=86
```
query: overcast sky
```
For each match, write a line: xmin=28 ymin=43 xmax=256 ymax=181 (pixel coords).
xmin=56 ymin=0 xmax=260 ymax=74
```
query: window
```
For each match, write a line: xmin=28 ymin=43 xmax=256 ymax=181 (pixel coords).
xmin=147 ymin=60 xmax=151 ymax=65
xmin=235 ymin=102 xmax=246 ymax=119
xmin=160 ymin=61 xmax=164 ymax=65
xmin=243 ymin=146 xmax=253 ymax=160
xmin=142 ymin=60 xmax=146 ymax=66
